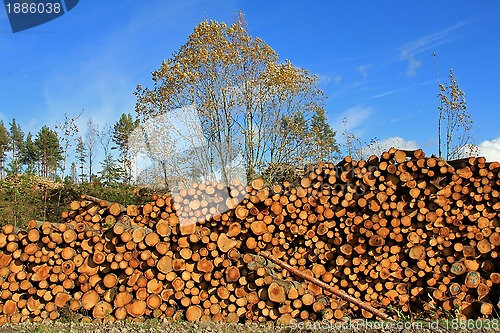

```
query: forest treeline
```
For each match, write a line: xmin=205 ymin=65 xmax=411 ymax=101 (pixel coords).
xmin=0 ymin=104 xmax=334 ymax=226
xmin=0 ymin=113 xmax=157 ymax=226
xmin=0 ymin=113 xmax=139 ymax=185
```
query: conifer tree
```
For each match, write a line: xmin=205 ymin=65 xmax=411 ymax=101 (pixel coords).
xmin=8 ymin=119 xmax=24 ymax=174
xmin=22 ymin=133 xmax=38 ymax=174
xmin=34 ymin=126 xmax=62 ymax=178
xmin=75 ymin=136 xmax=87 ymax=183
xmin=0 ymin=121 xmax=9 ymax=178
xmin=113 ymin=113 xmax=139 ymax=183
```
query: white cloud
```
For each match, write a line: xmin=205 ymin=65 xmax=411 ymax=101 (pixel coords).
xmin=477 ymin=137 xmax=500 ymax=162
xmin=368 ymin=90 xmax=396 ymax=99
xmin=405 ymin=55 xmax=422 ymax=77
xmin=400 ymin=21 xmax=472 ymax=76
xmin=363 ymin=136 xmax=419 ymax=156
xmin=333 ymin=105 xmax=372 ymax=132
xmin=357 ymin=64 xmax=372 ymax=78
xmin=367 ymin=80 xmax=434 ymax=100
xmin=317 ymin=74 xmax=342 ymax=85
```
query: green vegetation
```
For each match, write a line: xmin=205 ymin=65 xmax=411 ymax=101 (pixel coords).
xmin=0 ymin=110 xmax=156 ymax=226
xmin=0 ymin=174 xmax=155 ymax=227
xmin=0 ymin=319 xmax=498 ymax=333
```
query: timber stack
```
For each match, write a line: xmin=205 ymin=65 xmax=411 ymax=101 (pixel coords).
xmin=1 ymin=148 xmax=500 ymax=324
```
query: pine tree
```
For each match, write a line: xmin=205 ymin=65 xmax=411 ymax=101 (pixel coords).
xmin=75 ymin=137 xmax=87 ymax=183
xmin=22 ymin=133 xmax=39 ymax=174
xmin=34 ymin=126 xmax=63 ymax=178
xmin=309 ymin=109 xmax=338 ymax=162
xmin=0 ymin=121 xmax=9 ymax=178
xmin=69 ymin=162 xmax=78 ymax=183
xmin=86 ymin=119 xmax=98 ymax=182
xmin=9 ymin=119 xmax=24 ymax=174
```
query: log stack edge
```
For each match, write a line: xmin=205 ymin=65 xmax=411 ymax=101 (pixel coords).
xmin=1 ymin=148 xmax=500 ymax=323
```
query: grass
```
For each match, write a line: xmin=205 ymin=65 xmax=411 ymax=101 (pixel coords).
xmin=1 ymin=319 xmax=500 ymax=333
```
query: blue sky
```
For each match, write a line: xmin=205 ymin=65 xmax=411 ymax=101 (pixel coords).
xmin=1 ymin=1 xmax=500 ymax=161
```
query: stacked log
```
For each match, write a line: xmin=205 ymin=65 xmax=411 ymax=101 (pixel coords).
xmin=1 ymin=148 xmax=500 ymax=324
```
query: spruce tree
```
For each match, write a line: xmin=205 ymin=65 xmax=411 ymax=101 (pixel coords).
xmin=113 ymin=113 xmax=139 ymax=183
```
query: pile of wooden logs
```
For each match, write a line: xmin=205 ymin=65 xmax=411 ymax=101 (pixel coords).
xmin=1 ymin=148 xmax=500 ymax=324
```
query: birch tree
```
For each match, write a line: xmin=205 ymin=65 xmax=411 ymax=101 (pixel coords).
xmin=55 ymin=112 xmax=80 ymax=179
xmin=134 ymin=15 xmax=338 ymax=184
xmin=437 ymin=68 xmax=476 ymax=160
